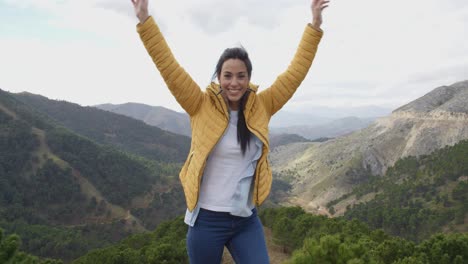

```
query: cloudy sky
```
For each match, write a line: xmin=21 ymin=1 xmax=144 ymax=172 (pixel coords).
xmin=1 ymin=0 xmax=467 ymax=114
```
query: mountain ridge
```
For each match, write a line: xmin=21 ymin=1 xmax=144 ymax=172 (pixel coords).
xmin=394 ymin=80 xmax=468 ymax=114
xmin=270 ymin=80 xmax=468 ymax=215
xmin=271 ymin=116 xmax=375 ymax=140
xmin=94 ymin=102 xmax=191 ymax=137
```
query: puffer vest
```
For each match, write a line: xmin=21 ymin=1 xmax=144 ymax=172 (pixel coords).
xmin=137 ymin=16 xmax=323 ymax=211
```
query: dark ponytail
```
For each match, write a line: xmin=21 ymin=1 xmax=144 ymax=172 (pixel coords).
xmin=213 ymin=47 xmax=253 ymax=155
xmin=237 ymin=91 xmax=251 ymax=155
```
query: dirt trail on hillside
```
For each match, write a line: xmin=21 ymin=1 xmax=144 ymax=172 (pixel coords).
xmin=30 ymin=126 xmax=147 ymax=232
xmin=0 ymin=102 xmax=18 ymax=119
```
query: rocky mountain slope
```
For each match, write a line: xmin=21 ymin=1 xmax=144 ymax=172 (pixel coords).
xmin=270 ymin=80 xmax=468 ymax=213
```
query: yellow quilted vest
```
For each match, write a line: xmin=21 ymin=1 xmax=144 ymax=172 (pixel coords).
xmin=137 ymin=17 xmax=323 ymax=211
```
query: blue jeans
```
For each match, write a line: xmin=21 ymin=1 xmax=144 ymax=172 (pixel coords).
xmin=186 ymin=208 xmax=269 ymax=264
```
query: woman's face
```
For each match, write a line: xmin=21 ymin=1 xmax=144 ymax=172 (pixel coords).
xmin=218 ymin=58 xmax=250 ymax=110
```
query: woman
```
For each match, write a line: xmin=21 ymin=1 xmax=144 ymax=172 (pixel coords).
xmin=131 ymin=0 xmax=328 ymax=263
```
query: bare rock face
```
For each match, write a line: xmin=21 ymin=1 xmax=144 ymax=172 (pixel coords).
xmin=270 ymin=80 xmax=468 ymax=213
xmin=366 ymin=80 xmax=468 ymax=174
xmin=366 ymin=111 xmax=468 ymax=175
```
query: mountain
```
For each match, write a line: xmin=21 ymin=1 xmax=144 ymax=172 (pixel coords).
xmin=393 ymin=80 xmax=468 ymax=113
xmin=0 ymin=89 xmax=186 ymax=261
xmin=95 ymin=102 xmax=191 ymax=137
xmin=269 ymin=133 xmax=311 ymax=149
xmin=270 ymin=80 xmax=468 ymax=222
xmin=270 ymin=116 xmax=375 ymax=140
xmin=14 ymin=93 xmax=190 ymax=163
xmin=269 ymin=111 xmax=333 ymax=128
xmin=94 ymin=102 xmax=384 ymax=141
xmin=271 ymin=105 xmax=391 ymax=123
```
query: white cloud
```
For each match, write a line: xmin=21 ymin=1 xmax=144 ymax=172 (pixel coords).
xmin=185 ymin=0 xmax=304 ymax=34
xmin=1 ymin=0 xmax=467 ymax=114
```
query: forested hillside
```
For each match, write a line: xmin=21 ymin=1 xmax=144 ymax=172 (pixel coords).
xmin=68 ymin=207 xmax=468 ymax=263
xmin=0 ymin=89 xmax=186 ymax=261
xmin=270 ymin=133 xmax=311 ymax=149
xmin=0 ymin=228 xmax=61 ymax=263
xmin=14 ymin=92 xmax=190 ymax=163
xmin=261 ymin=207 xmax=467 ymax=264
xmin=328 ymin=139 xmax=468 ymax=241
xmin=72 ymin=216 xmax=188 ymax=264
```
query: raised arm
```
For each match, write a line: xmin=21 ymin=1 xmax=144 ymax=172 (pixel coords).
xmin=131 ymin=0 xmax=203 ymax=116
xmin=258 ymin=0 xmax=329 ymax=116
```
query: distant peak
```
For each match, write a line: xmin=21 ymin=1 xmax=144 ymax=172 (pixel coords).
xmin=393 ymin=80 xmax=468 ymax=114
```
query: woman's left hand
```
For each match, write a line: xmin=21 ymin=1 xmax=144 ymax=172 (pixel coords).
xmin=311 ymin=0 xmax=329 ymax=30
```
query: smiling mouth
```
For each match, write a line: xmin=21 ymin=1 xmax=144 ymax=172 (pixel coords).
xmin=227 ymin=89 xmax=242 ymax=96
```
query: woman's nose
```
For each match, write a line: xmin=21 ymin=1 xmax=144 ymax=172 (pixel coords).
xmin=228 ymin=79 xmax=239 ymax=86
xmin=233 ymin=77 xmax=243 ymax=84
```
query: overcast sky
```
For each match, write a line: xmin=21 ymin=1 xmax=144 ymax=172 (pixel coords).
xmin=1 ymin=0 xmax=467 ymax=114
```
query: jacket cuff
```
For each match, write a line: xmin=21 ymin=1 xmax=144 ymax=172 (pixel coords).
xmin=307 ymin=23 xmax=323 ymax=32
xmin=302 ymin=23 xmax=323 ymax=48
xmin=136 ymin=16 xmax=157 ymax=34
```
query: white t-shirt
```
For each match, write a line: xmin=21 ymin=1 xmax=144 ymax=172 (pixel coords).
xmin=198 ymin=110 xmax=258 ymax=211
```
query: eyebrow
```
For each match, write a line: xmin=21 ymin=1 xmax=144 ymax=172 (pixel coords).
xmin=223 ymin=71 xmax=247 ymax=74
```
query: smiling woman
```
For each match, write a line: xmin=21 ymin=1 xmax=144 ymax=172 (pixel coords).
xmin=215 ymin=50 xmax=252 ymax=111
xmin=130 ymin=0 xmax=328 ymax=263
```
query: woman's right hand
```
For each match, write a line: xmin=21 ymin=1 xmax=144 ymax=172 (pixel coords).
xmin=131 ymin=0 xmax=149 ymax=24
